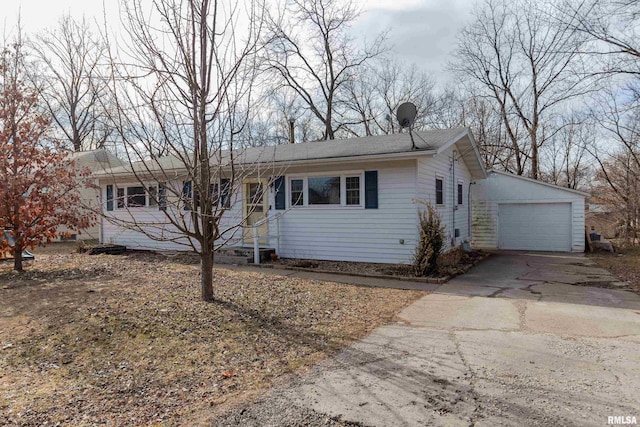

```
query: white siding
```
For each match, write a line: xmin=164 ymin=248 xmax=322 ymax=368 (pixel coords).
xmin=472 ymin=172 xmax=586 ymax=252
xmin=56 ymin=151 xmax=122 ymax=242
xmin=416 ymin=146 xmax=473 ymax=250
xmin=56 ymin=184 xmax=101 ymax=241
xmin=100 ymin=150 xmax=479 ymax=263
xmin=271 ymin=161 xmax=418 ymax=263
xmin=101 ymin=179 xmax=245 ymax=251
xmin=102 ymin=208 xmax=196 ymax=251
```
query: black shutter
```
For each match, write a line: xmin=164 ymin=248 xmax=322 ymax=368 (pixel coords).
xmin=210 ymin=183 xmax=219 ymax=207
xmin=183 ymin=181 xmax=192 ymax=210
xmin=159 ymin=182 xmax=167 ymax=211
xmin=106 ymin=185 xmax=113 ymax=211
xmin=220 ymin=179 xmax=230 ymax=209
xmin=436 ymin=178 xmax=443 ymax=205
xmin=274 ymin=176 xmax=285 ymax=210
xmin=364 ymin=170 xmax=378 ymax=209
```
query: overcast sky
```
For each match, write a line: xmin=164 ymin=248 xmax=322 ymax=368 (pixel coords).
xmin=0 ymin=0 xmax=472 ymax=83
xmin=355 ymin=0 xmax=471 ymax=81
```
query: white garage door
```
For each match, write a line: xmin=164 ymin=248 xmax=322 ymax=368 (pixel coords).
xmin=498 ymin=203 xmax=572 ymax=251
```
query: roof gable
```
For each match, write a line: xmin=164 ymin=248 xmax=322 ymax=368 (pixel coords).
xmin=488 ymin=170 xmax=589 ymax=197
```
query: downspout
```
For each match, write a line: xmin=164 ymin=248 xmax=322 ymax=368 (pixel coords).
xmin=451 ymin=151 xmax=456 ymax=247
xmin=99 ymin=185 xmax=104 ymax=244
xmin=468 ymin=181 xmax=475 ymax=242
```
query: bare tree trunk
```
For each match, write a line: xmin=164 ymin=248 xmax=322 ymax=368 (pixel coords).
xmin=72 ymin=126 xmax=81 ymax=152
xmin=530 ymin=134 xmax=539 ymax=179
xmin=325 ymin=106 xmax=334 ymax=140
xmin=201 ymin=250 xmax=214 ymax=302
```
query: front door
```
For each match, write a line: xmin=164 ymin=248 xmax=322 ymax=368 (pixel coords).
xmin=243 ymin=179 xmax=268 ymax=244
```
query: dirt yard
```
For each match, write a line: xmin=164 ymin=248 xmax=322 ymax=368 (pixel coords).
xmin=590 ymin=246 xmax=640 ymax=294
xmin=0 ymin=247 xmax=425 ymax=426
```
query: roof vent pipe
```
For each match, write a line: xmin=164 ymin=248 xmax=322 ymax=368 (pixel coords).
xmin=289 ymin=118 xmax=295 ymax=144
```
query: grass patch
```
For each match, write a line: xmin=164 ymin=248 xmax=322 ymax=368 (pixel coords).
xmin=0 ymin=252 xmax=424 ymax=426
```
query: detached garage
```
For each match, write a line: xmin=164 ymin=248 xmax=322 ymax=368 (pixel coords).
xmin=471 ymin=170 xmax=587 ymax=252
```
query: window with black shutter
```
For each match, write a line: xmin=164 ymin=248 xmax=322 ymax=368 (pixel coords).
xmin=364 ymin=170 xmax=378 ymax=209
xmin=274 ymin=176 xmax=285 ymax=210
xmin=436 ymin=177 xmax=444 ymax=205
xmin=106 ymin=185 xmax=114 ymax=211
xmin=220 ymin=179 xmax=230 ymax=209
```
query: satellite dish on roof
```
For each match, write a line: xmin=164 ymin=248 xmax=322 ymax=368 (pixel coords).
xmin=396 ymin=102 xmax=418 ymax=150
xmin=396 ymin=102 xmax=417 ymax=128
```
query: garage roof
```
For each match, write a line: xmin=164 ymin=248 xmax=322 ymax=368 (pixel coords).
xmin=488 ymin=170 xmax=589 ymax=197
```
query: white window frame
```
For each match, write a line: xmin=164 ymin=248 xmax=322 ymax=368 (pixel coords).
xmin=287 ymin=171 xmax=365 ymax=209
xmin=457 ymin=180 xmax=464 ymax=206
xmin=344 ymin=175 xmax=362 ymax=206
xmin=435 ymin=175 xmax=445 ymax=207
xmin=114 ymin=184 xmax=159 ymax=209
xmin=289 ymin=177 xmax=305 ymax=207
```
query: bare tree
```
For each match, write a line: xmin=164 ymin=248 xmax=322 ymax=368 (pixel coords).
xmin=246 ymin=88 xmax=321 ymax=145
xmin=591 ymin=151 xmax=640 ymax=244
xmin=102 ymin=0 xmax=266 ymax=301
xmin=562 ymin=0 xmax=640 ymax=78
xmin=540 ymin=115 xmax=593 ymax=189
xmin=558 ymin=1 xmax=640 ymax=237
xmin=457 ymin=93 xmax=520 ymax=171
xmin=586 ymin=87 xmax=640 ymax=242
xmin=342 ymin=59 xmax=437 ymax=136
xmin=265 ymin=0 xmax=385 ymax=140
xmin=423 ymin=86 xmax=466 ymax=130
xmin=32 ymin=15 xmax=111 ymax=152
xmin=451 ymin=0 xmax=591 ymax=179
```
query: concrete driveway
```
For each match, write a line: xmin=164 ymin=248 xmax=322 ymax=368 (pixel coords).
xmin=218 ymin=252 xmax=640 ymax=427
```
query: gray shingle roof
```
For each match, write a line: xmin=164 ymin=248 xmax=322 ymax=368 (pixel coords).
xmin=66 ymin=149 xmax=124 ymax=170
xmin=236 ymin=127 xmax=467 ymax=164
xmin=97 ymin=127 xmax=471 ymax=177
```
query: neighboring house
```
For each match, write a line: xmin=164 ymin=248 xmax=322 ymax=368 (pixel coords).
xmin=55 ymin=149 xmax=124 ymax=242
xmin=471 ymin=171 xmax=587 ymax=252
xmin=95 ymin=128 xmax=586 ymax=263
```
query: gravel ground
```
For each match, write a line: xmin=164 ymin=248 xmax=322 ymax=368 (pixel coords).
xmin=215 ymin=395 xmax=366 ymax=427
